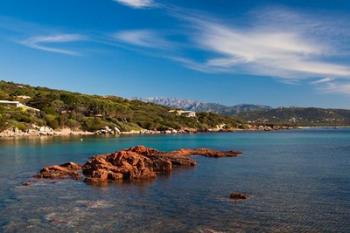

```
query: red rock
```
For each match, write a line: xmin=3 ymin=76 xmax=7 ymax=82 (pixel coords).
xmin=60 ymin=162 xmax=81 ymax=170
xmin=81 ymin=150 xmax=158 ymax=183
xmin=35 ymin=145 xmax=242 ymax=185
xmin=84 ymin=177 xmax=109 ymax=185
xmin=91 ymin=169 xmax=109 ymax=179
xmin=168 ymin=148 xmax=241 ymax=157
xmin=35 ymin=162 xmax=81 ymax=180
xmin=108 ymin=172 xmax=124 ymax=180
xmin=149 ymin=157 xmax=173 ymax=172
xmin=126 ymin=145 xmax=161 ymax=156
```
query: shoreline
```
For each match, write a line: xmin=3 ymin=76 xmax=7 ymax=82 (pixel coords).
xmin=2 ymin=125 xmax=348 ymax=139
xmin=297 ymin=125 xmax=350 ymax=129
xmin=0 ymin=126 xmax=296 ymax=139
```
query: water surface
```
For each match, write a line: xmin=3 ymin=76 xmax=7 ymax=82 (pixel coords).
xmin=0 ymin=129 xmax=349 ymax=232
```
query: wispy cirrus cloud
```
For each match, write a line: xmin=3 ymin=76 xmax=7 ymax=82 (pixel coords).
xmin=185 ymin=9 xmax=350 ymax=94
xmin=4 ymin=5 xmax=350 ymax=95
xmin=112 ymin=6 xmax=350 ymax=94
xmin=311 ymin=77 xmax=334 ymax=85
xmin=113 ymin=29 xmax=172 ymax=49
xmin=181 ymin=10 xmax=350 ymax=80
xmin=113 ymin=0 xmax=155 ymax=9
xmin=19 ymin=34 xmax=87 ymax=56
xmin=319 ymin=81 xmax=350 ymax=95
xmin=0 ymin=17 xmax=89 ymax=56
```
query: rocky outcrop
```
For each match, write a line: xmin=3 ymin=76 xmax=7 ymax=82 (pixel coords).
xmin=35 ymin=145 xmax=241 ymax=185
xmin=35 ymin=162 xmax=82 ymax=180
xmin=95 ymin=126 xmax=121 ymax=135
xmin=82 ymin=146 xmax=197 ymax=184
xmin=82 ymin=150 xmax=158 ymax=184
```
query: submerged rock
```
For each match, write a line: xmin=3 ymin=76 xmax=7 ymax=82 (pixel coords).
xmin=35 ymin=145 xmax=241 ymax=185
xmin=22 ymin=181 xmax=32 ymax=186
xmin=229 ymin=192 xmax=248 ymax=200
xmin=168 ymin=148 xmax=241 ymax=158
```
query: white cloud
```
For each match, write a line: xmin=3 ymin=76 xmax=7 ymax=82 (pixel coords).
xmin=20 ymin=34 xmax=87 ymax=56
xmin=165 ymin=8 xmax=350 ymax=95
xmin=311 ymin=77 xmax=334 ymax=85
xmin=320 ymin=82 xmax=350 ymax=95
xmin=113 ymin=29 xmax=172 ymax=49
xmin=185 ymin=17 xmax=350 ymax=80
xmin=113 ymin=0 xmax=154 ymax=8
xmin=111 ymin=7 xmax=350 ymax=95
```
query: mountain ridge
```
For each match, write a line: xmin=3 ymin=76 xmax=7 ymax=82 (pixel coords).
xmin=138 ymin=97 xmax=272 ymax=115
xmin=138 ymin=97 xmax=350 ymax=126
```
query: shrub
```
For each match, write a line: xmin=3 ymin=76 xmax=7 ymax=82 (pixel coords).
xmin=45 ymin=114 xmax=59 ymax=129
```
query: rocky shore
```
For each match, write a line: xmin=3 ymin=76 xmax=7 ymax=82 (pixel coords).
xmin=0 ymin=124 xmax=295 ymax=138
xmin=0 ymin=126 xmax=94 ymax=137
xmin=0 ymin=125 xmax=197 ymax=137
xmin=34 ymin=145 xmax=241 ymax=185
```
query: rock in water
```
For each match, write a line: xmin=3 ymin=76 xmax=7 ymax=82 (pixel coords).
xmin=167 ymin=148 xmax=241 ymax=158
xmin=22 ymin=181 xmax=32 ymax=186
xmin=35 ymin=162 xmax=81 ymax=180
xmin=82 ymin=150 xmax=158 ymax=184
xmin=35 ymin=145 xmax=241 ymax=185
xmin=82 ymin=146 xmax=196 ymax=184
xmin=229 ymin=192 xmax=248 ymax=200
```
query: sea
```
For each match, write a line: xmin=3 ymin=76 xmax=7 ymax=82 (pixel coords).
xmin=0 ymin=128 xmax=349 ymax=232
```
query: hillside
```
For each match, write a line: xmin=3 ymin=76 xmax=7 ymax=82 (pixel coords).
xmin=238 ymin=107 xmax=350 ymax=126
xmin=0 ymin=81 xmax=245 ymax=134
xmin=139 ymin=97 xmax=271 ymax=115
xmin=140 ymin=97 xmax=350 ymax=126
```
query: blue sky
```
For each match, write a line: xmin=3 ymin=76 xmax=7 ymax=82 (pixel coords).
xmin=1 ymin=0 xmax=350 ymax=108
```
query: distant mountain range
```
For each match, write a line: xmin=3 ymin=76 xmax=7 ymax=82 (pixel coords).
xmin=139 ymin=97 xmax=350 ymax=126
xmin=139 ymin=97 xmax=272 ymax=115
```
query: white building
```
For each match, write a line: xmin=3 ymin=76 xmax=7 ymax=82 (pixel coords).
xmin=0 ymin=100 xmax=40 ymax=112
xmin=169 ymin=109 xmax=196 ymax=117
xmin=16 ymin=95 xmax=31 ymax=100
xmin=0 ymin=100 xmax=21 ymax=107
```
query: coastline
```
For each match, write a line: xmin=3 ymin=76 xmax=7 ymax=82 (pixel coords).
xmin=298 ymin=125 xmax=350 ymax=129
xmin=0 ymin=125 xmax=299 ymax=139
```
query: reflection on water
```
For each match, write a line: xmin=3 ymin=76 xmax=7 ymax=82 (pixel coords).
xmin=1 ymin=129 xmax=350 ymax=232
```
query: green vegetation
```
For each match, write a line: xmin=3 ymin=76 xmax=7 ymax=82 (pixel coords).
xmin=144 ymin=97 xmax=350 ymax=126
xmin=238 ymin=107 xmax=350 ymax=126
xmin=0 ymin=81 xmax=244 ymax=132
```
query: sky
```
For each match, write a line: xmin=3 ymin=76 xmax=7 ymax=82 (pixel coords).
xmin=1 ymin=0 xmax=350 ymax=108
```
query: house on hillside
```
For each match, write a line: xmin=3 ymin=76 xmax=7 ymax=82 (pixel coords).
xmin=0 ymin=100 xmax=22 ymax=107
xmin=0 ymin=100 xmax=40 ymax=112
xmin=169 ymin=109 xmax=196 ymax=117
xmin=16 ymin=95 xmax=31 ymax=100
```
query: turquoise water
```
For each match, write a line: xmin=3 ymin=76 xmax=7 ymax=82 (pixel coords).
xmin=0 ymin=129 xmax=349 ymax=232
